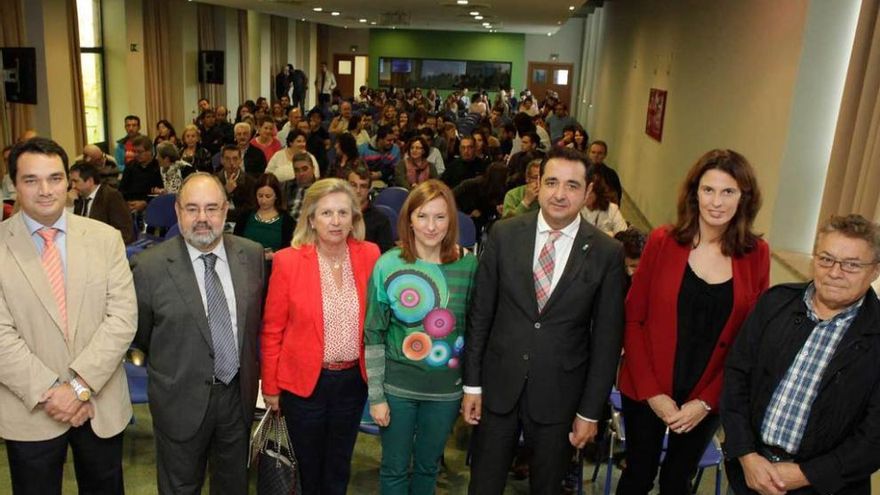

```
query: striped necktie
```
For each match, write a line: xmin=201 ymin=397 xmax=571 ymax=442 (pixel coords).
xmin=201 ymin=253 xmax=239 ymax=384
xmin=38 ymin=228 xmax=67 ymax=339
xmin=534 ymin=230 xmax=562 ymax=313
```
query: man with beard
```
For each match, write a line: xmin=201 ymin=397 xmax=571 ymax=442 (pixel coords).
xmin=131 ymin=173 xmax=265 ymax=495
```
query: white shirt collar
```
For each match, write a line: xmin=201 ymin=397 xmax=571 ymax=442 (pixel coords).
xmin=22 ymin=209 xmax=67 ymax=234
xmin=537 ymin=211 xmax=580 ymax=239
xmin=185 ymin=237 xmax=229 ymax=265
xmin=87 ymin=184 xmax=100 ymax=202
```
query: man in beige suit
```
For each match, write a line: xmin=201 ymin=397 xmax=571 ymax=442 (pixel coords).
xmin=0 ymin=138 xmax=137 ymax=494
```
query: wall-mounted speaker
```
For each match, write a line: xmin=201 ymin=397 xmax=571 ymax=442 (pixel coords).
xmin=199 ymin=50 xmax=224 ymax=84
xmin=1 ymin=47 xmax=37 ymax=105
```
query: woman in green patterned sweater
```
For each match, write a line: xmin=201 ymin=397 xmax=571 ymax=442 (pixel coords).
xmin=365 ymin=180 xmax=478 ymax=494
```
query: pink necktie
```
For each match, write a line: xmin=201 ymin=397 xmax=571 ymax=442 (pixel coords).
xmin=534 ymin=230 xmax=562 ymax=313
xmin=38 ymin=228 xmax=67 ymax=339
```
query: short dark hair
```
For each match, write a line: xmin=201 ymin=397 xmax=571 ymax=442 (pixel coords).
xmin=590 ymin=140 xmax=608 ymax=155
xmin=539 ymin=146 xmax=589 ymax=179
xmin=615 ymin=228 xmax=647 ymax=260
xmin=376 ymin=125 xmax=393 ymax=140
xmin=292 ymin=152 xmax=312 ymax=166
xmin=817 ymin=214 xmax=880 ymax=262
xmin=522 ymin=131 xmax=540 ymax=145
xmin=131 ymin=135 xmax=152 ymax=151
xmin=336 ymin=132 xmax=359 ymax=160
xmin=307 ymin=108 xmax=322 ymax=120
xmin=286 ymin=129 xmax=307 ymax=147
xmin=124 ymin=115 xmax=141 ymax=125
xmin=221 ymin=144 xmax=241 ymax=156
xmin=9 ymin=137 xmax=69 ymax=185
xmin=70 ymin=161 xmax=101 ymax=184
xmin=345 ymin=160 xmax=371 ymax=186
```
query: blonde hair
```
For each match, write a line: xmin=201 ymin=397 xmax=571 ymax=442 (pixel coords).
xmin=291 ymin=178 xmax=365 ymax=248
xmin=182 ymin=124 xmax=201 ymax=141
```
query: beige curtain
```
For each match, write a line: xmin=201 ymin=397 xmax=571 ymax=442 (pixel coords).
xmin=237 ymin=10 xmax=248 ymax=105
xmin=818 ymin=0 xmax=880 ymax=223
xmin=197 ymin=3 xmax=223 ymax=108
xmin=143 ymin=0 xmax=175 ymax=135
xmin=270 ymin=16 xmax=288 ymax=101
xmin=0 ymin=0 xmax=35 ymax=152
xmin=67 ymin=0 xmax=86 ymax=154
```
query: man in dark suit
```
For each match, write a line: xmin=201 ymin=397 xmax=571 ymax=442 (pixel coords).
xmin=462 ymin=146 xmax=626 ymax=493
xmin=69 ymin=162 xmax=135 ymax=244
xmin=216 ymin=144 xmax=256 ymax=225
xmin=131 ymin=172 xmax=265 ymax=494
xmin=233 ymin=122 xmax=266 ymax=179
xmin=722 ymin=214 xmax=880 ymax=495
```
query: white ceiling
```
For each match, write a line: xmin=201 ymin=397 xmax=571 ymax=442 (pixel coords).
xmin=197 ymin=0 xmax=585 ymax=34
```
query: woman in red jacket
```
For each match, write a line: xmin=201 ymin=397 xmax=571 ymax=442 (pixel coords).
xmin=616 ymin=149 xmax=769 ymax=494
xmin=261 ymin=178 xmax=380 ymax=495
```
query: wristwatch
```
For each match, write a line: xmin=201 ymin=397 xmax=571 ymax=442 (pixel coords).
xmin=69 ymin=378 xmax=91 ymax=402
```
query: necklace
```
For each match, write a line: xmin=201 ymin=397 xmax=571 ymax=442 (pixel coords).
xmin=255 ymin=211 xmax=280 ymax=224
xmin=318 ymin=248 xmax=346 ymax=269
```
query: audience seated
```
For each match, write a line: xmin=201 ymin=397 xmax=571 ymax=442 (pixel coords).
xmin=69 ymin=161 xmax=135 ymax=244
xmin=359 ymin=125 xmax=400 ymax=187
xmin=115 ymin=114 xmax=147 ymax=170
xmin=440 ymin=136 xmax=484 ymax=189
xmin=346 ymin=163 xmax=393 ymax=253
xmin=119 ymin=134 xmax=163 ymax=212
xmin=80 ymin=143 xmax=121 ymax=188
xmin=587 ymin=139 xmax=623 ymax=204
xmin=233 ymin=122 xmax=267 ymax=179
xmin=216 ymin=144 xmax=256 ymax=223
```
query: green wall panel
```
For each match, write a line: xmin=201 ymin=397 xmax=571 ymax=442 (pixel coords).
xmin=368 ymin=29 xmax=525 ymax=94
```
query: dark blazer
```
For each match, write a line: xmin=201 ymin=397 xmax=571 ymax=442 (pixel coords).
xmin=131 ymin=235 xmax=266 ymax=441
xmin=242 ymin=146 xmax=267 ymax=179
xmin=76 ymin=185 xmax=135 ymax=244
xmin=216 ymin=171 xmax=256 ymax=224
xmin=463 ymin=211 xmax=626 ymax=423
xmin=618 ymin=227 xmax=769 ymax=409
xmin=261 ymin=239 xmax=380 ymax=398
xmin=722 ymin=284 xmax=880 ymax=495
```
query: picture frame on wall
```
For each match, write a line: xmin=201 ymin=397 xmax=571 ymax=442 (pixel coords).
xmin=646 ymin=88 xmax=667 ymax=142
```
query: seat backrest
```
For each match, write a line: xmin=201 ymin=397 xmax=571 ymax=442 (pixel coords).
xmin=144 ymin=194 xmax=178 ymax=229
xmin=372 ymin=204 xmax=399 ymax=241
xmin=374 ymin=186 xmax=410 ymax=212
xmin=458 ymin=211 xmax=477 ymax=248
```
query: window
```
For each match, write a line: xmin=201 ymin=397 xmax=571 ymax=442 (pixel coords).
xmin=77 ymin=0 xmax=107 ymax=145
xmin=378 ymin=57 xmax=512 ymax=90
xmin=553 ymin=69 xmax=569 ymax=86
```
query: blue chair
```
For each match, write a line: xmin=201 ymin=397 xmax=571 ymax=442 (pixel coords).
xmin=373 ymin=204 xmax=398 ymax=241
xmin=164 ymin=223 xmax=180 ymax=240
xmin=374 ymin=186 xmax=409 ymax=212
xmin=143 ymin=193 xmax=178 ymax=232
xmin=588 ymin=387 xmax=723 ymax=495
xmin=458 ymin=211 xmax=477 ymax=249
xmin=124 ymin=361 xmax=148 ymax=406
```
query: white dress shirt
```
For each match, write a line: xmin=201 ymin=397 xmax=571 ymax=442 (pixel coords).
xmin=185 ymin=240 xmax=239 ymax=342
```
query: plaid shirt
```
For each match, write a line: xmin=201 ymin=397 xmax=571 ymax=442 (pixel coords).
xmin=760 ymin=284 xmax=864 ymax=453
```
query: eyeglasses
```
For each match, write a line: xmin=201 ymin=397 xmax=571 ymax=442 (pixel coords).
xmin=181 ymin=205 xmax=224 ymax=218
xmin=813 ymin=254 xmax=879 ymax=274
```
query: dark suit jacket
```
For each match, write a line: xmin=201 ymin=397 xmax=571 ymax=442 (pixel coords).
xmin=216 ymin=171 xmax=256 ymax=224
xmin=242 ymin=146 xmax=267 ymax=179
xmin=76 ymin=185 xmax=135 ymax=244
xmin=722 ymin=284 xmax=880 ymax=495
xmin=463 ymin=211 xmax=626 ymax=423
xmin=131 ymin=235 xmax=266 ymax=441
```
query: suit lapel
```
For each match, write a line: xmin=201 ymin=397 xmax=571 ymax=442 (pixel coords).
xmin=166 ymin=237 xmax=214 ymax=347
xmin=65 ymin=216 xmax=89 ymax=343
xmin=6 ymin=215 xmax=67 ymax=337
xmin=512 ymin=214 xmax=540 ymax=314
xmin=224 ymin=236 xmax=250 ymax=350
xmin=541 ymin=219 xmax=594 ymax=315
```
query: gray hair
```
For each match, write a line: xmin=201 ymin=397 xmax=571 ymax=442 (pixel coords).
xmin=816 ymin=214 xmax=880 ymax=261
xmin=156 ymin=141 xmax=179 ymax=161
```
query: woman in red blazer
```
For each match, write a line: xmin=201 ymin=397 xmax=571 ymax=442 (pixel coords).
xmin=261 ymin=178 xmax=380 ymax=495
xmin=616 ymin=150 xmax=769 ymax=494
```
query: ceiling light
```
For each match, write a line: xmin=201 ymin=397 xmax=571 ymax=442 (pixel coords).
xmin=312 ymin=7 xmax=322 ymax=12
xmin=569 ymin=5 xmax=575 ymax=10
xmin=547 ymin=32 xmax=552 ymax=36
xmin=300 ymin=18 xmax=306 ymax=21
xmin=331 ymin=11 xmax=340 ymax=16
xmin=482 ymin=22 xmax=490 ymax=26
xmin=474 ymin=15 xmax=483 ymax=20
xmin=469 ymin=11 xmax=479 ymax=15
xmin=359 ymin=18 xmax=367 ymax=23
xmin=456 ymin=0 xmax=468 ymax=4
xmin=370 ymin=21 xmax=376 ymax=25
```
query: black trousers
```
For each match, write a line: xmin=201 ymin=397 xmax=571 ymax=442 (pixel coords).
xmin=280 ymin=367 xmax=367 ymax=495
xmin=154 ymin=378 xmax=249 ymax=495
xmin=616 ymin=395 xmax=720 ymax=495
xmin=5 ymin=422 xmax=124 ymax=495
xmin=469 ymin=385 xmax=574 ymax=495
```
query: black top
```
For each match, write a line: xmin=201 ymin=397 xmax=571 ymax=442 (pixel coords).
xmin=119 ymin=159 xmax=163 ymax=201
xmin=672 ymin=263 xmax=733 ymax=403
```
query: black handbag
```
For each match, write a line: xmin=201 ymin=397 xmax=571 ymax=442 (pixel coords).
xmin=250 ymin=411 xmax=301 ymax=495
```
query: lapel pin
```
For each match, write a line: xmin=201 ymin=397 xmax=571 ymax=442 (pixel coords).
xmin=582 ymin=243 xmax=590 ymax=252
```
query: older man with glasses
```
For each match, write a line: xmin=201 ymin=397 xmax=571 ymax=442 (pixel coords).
xmin=722 ymin=214 xmax=880 ymax=495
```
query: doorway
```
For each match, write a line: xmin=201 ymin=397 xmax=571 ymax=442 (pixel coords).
xmin=333 ymin=54 xmax=369 ymax=99
xmin=527 ymin=62 xmax=574 ymax=110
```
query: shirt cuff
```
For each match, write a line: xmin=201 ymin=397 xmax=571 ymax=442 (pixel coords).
xmin=463 ymin=386 xmax=482 ymax=394
xmin=576 ymin=414 xmax=598 ymax=422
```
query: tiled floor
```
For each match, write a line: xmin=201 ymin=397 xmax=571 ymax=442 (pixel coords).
xmin=0 ymin=403 xmax=729 ymax=494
